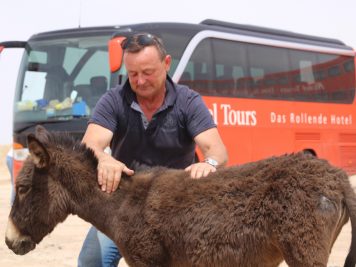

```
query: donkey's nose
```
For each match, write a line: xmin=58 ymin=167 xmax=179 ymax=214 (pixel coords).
xmin=5 ymin=218 xmax=36 ymax=255
xmin=5 ymin=236 xmax=36 ymax=255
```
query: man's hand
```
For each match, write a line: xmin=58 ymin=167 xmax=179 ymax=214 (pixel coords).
xmin=97 ymin=153 xmax=134 ymax=193
xmin=185 ymin=162 xmax=217 ymax=179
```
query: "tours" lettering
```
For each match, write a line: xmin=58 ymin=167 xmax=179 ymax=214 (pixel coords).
xmin=209 ymin=103 xmax=257 ymax=126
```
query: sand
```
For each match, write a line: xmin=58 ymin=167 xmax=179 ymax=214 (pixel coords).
xmin=0 ymin=144 xmax=352 ymax=267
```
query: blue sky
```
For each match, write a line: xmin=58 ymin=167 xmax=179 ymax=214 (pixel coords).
xmin=0 ymin=0 xmax=355 ymax=144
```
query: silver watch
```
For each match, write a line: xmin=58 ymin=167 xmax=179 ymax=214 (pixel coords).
xmin=204 ymin=157 xmax=218 ymax=168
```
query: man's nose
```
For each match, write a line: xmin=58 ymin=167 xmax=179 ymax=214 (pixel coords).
xmin=137 ymin=74 xmax=146 ymax=85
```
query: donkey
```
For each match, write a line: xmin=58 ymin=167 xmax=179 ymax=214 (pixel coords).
xmin=5 ymin=126 xmax=356 ymax=267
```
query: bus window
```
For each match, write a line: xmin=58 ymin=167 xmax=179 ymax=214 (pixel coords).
xmin=344 ymin=59 xmax=355 ymax=72
xmin=211 ymin=38 xmax=247 ymax=97
xmin=178 ymin=60 xmax=194 ymax=87
xmin=74 ymin=51 xmax=109 ymax=85
xmin=232 ymin=66 xmax=245 ymax=81
xmin=328 ymin=65 xmax=341 ymax=77
xmin=63 ymin=47 xmax=86 ymax=75
xmin=21 ymin=70 xmax=46 ymax=101
xmin=14 ymin=36 xmax=112 ymax=123
xmin=246 ymin=44 xmax=289 ymax=99
xmin=313 ymin=69 xmax=326 ymax=81
xmin=183 ymin=39 xmax=214 ymax=95
xmin=28 ymin=50 xmax=47 ymax=64
xmin=215 ymin=64 xmax=225 ymax=78
xmin=20 ymin=51 xmax=48 ymax=102
xmin=299 ymin=60 xmax=315 ymax=84
xmin=73 ymin=50 xmax=109 ymax=108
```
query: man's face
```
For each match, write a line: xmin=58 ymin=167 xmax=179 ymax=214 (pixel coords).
xmin=123 ymin=46 xmax=171 ymax=100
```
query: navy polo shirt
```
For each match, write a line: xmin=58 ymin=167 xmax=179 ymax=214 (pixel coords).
xmin=89 ymin=75 xmax=216 ymax=170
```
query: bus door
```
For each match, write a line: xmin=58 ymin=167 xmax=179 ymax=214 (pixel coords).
xmin=0 ymin=41 xmax=28 ymax=181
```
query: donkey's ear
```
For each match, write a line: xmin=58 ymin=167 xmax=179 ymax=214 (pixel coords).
xmin=35 ymin=125 xmax=50 ymax=144
xmin=27 ymin=134 xmax=50 ymax=169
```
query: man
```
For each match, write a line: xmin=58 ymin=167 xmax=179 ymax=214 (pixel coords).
xmin=78 ymin=33 xmax=228 ymax=267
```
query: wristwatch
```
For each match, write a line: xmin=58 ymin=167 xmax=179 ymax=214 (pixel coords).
xmin=204 ymin=157 xmax=218 ymax=168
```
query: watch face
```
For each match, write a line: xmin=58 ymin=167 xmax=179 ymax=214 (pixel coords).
xmin=205 ymin=158 xmax=218 ymax=167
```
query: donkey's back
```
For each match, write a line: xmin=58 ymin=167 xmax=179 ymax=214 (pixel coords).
xmin=117 ymin=153 xmax=356 ymax=267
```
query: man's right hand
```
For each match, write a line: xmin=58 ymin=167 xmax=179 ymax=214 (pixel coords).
xmin=97 ymin=153 xmax=134 ymax=193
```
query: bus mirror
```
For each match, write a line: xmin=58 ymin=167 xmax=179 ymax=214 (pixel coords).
xmin=0 ymin=41 xmax=27 ymax=49
xmin=0 ymin=41 xmax=27 ymax=57
xmin=108 ymin=37 xmax=126 ymax=73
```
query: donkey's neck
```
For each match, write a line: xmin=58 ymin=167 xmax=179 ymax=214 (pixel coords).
xmin=58 ymin=148 xmax=134 ymax=243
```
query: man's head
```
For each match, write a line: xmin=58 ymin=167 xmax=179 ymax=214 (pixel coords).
xmin=121 ymin=33 xmax=171 ymax=100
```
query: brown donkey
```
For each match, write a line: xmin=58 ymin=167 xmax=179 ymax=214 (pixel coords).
xmin=5 ymin=126 xmax=356 ymax=267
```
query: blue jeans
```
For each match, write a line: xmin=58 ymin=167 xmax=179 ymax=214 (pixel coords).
xmin=6 ymin=155 xmax=15 ymax=204
xmin=78 ymin=226 xmax=121 ymax=267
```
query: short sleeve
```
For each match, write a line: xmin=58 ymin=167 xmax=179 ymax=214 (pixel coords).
xmin=89 ymin=88 xmax=120 ymax=132
xmin=183 ymin=89 xmax=216 ymax=138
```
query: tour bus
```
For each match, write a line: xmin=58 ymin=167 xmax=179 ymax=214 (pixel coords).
xmin=1 ymin=19 xmax=356 ymax=180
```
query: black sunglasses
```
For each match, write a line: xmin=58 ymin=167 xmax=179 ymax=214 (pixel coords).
xmin=121 ymin=33 xmax=158 ymax=50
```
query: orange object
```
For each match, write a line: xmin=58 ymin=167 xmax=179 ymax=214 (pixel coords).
xmin=109 ymin=36 xmax=125 ymax=73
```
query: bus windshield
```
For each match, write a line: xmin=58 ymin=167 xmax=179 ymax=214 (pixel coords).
xmin=13 ymin=29 xmax=194 ymax=133
xmin=14 ymin=35 xmax=112 ymax=125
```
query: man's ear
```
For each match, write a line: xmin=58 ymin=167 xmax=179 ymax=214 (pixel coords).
xmin=27 ymin=134 xmax=50 ymax=169
xmin=35 ymin=125 xmax=50 ymax=144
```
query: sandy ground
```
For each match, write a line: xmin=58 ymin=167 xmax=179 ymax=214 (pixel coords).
xmin=0 ymin=144 xmax=352 ymax=267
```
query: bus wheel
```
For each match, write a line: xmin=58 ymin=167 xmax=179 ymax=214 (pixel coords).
xmin=302 ymin=149 xmax=317 ymax=157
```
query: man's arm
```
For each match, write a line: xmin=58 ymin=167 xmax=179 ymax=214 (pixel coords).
xmin=82 ymin=123 xmax=134 ymax=193
xmin=185 ymin=127 xmax=228 ymax=179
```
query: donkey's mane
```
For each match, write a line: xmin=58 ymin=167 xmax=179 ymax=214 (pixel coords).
xmin=41 ymin=131 xmax=155 ymax=185
xmin=44 ymin=131 xmax=98 ymax=168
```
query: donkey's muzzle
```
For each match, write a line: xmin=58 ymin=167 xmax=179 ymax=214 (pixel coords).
xmin=5 ymin=217 xmax=36 ymax=255
xmin=5 ymin=235 xmax=36 ymax=255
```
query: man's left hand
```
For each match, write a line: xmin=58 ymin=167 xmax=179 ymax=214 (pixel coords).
xmin=185 ymin=162 xmax=217 ymax=179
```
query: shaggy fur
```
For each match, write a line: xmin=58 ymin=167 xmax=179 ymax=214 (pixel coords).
xmin=5 ymin=126 xmax=356 ymax=267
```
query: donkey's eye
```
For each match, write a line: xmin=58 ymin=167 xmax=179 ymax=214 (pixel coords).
xmin=17 ymin=186 xmax=30 ymax=195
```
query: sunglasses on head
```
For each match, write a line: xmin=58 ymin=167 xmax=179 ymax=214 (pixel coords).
xmin=121 ymin=33 xmax=158 ymax=50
